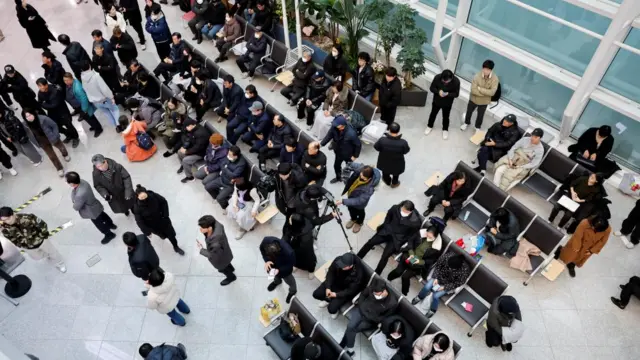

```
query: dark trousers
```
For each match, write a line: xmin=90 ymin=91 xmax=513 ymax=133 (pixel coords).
xmin=357 ymin=234 xmax=396 ymax=275
xmin=258 ymin=146 xmax=280 ymax=165
xmin=0 ymin=90 xmax=13 ymax=107
xmin=312 ymin=283 xmax=351 ymax=314
xmin=380 ymin=105 xmax=397 ymax=126
xmin=485 ymin=327 xmax=502 ymax=347
xmin=549 ymin=203 xmax=573 ymax=228
xmin=340 ymin=308 xmax=377 ymax=348
xmin=41 ymin=139 xmax=68 ymax=171
xmin=153 ymin=62 xmax=177 ymax=82
xmin=296 ymin=100 xmax=318 ymax=126
xmin=205 ymin=178 xmax=234 ymax=209
xmin=91 ymin=211 xmax=115 ymax=235
xmin=74 ymin=108 xmax=103 ymax=132
xmin=188 ymin=18 xmax=206 ymax=40
xmin=155 ymin=41 xmax=171 ymax=61
xmin=387 ymin=261 xmax=420 ymax=296
xmin=477 ymin=146 xmax=491 ymax=171
xmin=347 ymin=206 xmax=365 ymax=225
xmin=0 ymin=135 xmax=17 ymax=155
xmin=621 ymin=202 xmax=640 ymax=245
xmin=215 ymin=39 xmax=233 ymax=58
xmin=236 ymin=54 xmax=261 ymax=77
xmin=427 ymin=103 xmax=452 ymax=131
xmin=464 ymin=101 xmax=487 ymax=128
xmin=281 ymin=85 xmax=305 ymax=103
xmin=219 ymin=263 xmax=236 ymax=278
xmin=427 ymin=195 xmax=457 ymax=223
xmin=226 ymin=116 xmax=248 ymax=144
xmin=195 ymin=102 xmax=212 ymax=120
xmin=0 ymin=147 xmax=13 ymax=169
xmin=123 ymin=13 xmax=146 ymax=44
xmin=382 ymin=172 xmax=400 ymax=185
xmin=619 ymin=276 xmax=640 ymax=306
xmin=54 ymin=115 xmax=79 ymax=140
xmin=333 ymin=154 xmax=349 ymax=180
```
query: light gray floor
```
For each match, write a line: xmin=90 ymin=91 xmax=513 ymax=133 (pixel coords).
xmin=0 ymin=1 xmax=638 ymax=360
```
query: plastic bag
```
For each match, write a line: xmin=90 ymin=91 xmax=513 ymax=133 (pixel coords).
xmin=260 ymin=299 xmax=282 ymax=323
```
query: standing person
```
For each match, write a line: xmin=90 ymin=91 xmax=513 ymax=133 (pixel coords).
xmin=111 ymin=26 xmax=139 ymax=67
xmin=138 ymin=343 xmax=187 ymax=360
xmin=119 ymin=0 xmax=147 ymax=49
xmin=0 ymin=77 xmax=18 ymax=111
xmin=91 ymin=29 xmax=114 ymax=58
xmin=321 ymin=116 xmax=361 ymax=183
xmin=92 ymin=154 xmax=135 ymax=216
xmin=3 ymin=65 xmax=41 ymax=112
xmin=616 ymin=200 xmax=640 ymax=249
xmin=146 ymin=271 xmax=191 ymax=326
xmin=273 ymin=162 xmax=307 ymax=217
xmin=36 ymin=78 xmax=80 ymax=147
xmin=425 ymin=69 xmax=460 ymax=139
xmin=0 ymin=144 xmax=18 ymax=180
xmin=236 ymin=26 xmax=268 ymax=79
xmin=92 ymin=43 xmax=121 ymax=93
xmin=323 ymin=44 xmax=349 ymax=82
xmin=312 ymin=253 xmax=365 ymax=319
xmin=215 ymin=75 xmax=244 ymax=123
xmin=41 ymin=51 xmax=66 ymax=89
xmin=461 ymin=60 xmax=499 ymax=133
xmin=554 ymin=215 xmax=611 ymax=278
xmin=188 ymin=0 xmax=210 ymax=44
xmin=351 ymin=52 xmax=375 ymax=101
xmin=0 ymin=109 xmax=42 ymax=165
xmin=214 ymin=13 xmax=242 ymax=63
xmin=0 ymin=207 xmax=67 ymax=273
xmin=197 ymin=215 xmax=237 ymax=285
xmin=336 ymin=165 xmax=376 ymax=234
xmin=58 ymin=34 xmax=92 ymax=82
xmin=15 ymin=0 xmax=56 ymax=52
xmin=296 ymin=70 xmax=330 ymax=129
xmin=123 ymin=232 xmax=160 ymax=284
xmin=22 ymin=109 xmax=70 ymax=176
xmin=378 ymin=67 xmax=402 ymax=127
xmin=133 ymin=185 xmax=185 ymax=255
xmin=301 ymin=141 xmax=327 ymax=186
xmin=144 ymin=0 xmax=162 ymax=18
xmin=65 ymin=171 xmax=117 ymax=244
xmin=473 ymin=114 xmax=520 ymax=176
xmin=374 ymin=122 xmax=410 ymax=188
xmin=281 ymin=51 xmax=315 ymax=105
xmin=422 ymin=170 xmax=471 ymax=221
xmin=62 ymin=73 xmax=104 ymax=137
xmin=282 ymin=213 xmax=316 ymax=279
xmin=145 ymin=7 xmax=172 ymax=60
xmin=260 ymin=236 xmax=297 ymax=303
xmin=485 ymin=295 xmax=523 ymax=352
xmin=105 ymin=5 xmax=128 ymax=38
xmin=611 ymin=276 xmax=640 ymax=310
xmin=81 ymin=62 xmax=120 ymax=128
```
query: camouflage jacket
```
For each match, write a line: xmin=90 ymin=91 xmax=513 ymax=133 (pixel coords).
xmin=1 ymin=214 xmax=49 ymax=249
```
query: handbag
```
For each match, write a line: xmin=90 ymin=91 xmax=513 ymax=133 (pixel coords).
xmin=278 ymin=312 xmax=301 ymax=342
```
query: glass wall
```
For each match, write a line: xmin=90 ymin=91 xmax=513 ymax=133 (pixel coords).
xmin=467 ymin=0 xmax=610 ymax=76
xmin=600 ymin=28 xmax=640 ymax=103
xmin=573 ymin=101 xmax=640 ymax=171
xmin=420 ymin=0 xmax=458 ymax=17
xmin=456 ymin=39 xmax=574 ymax=125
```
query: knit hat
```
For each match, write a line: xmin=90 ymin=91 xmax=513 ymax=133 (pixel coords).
xmin=332 ymin=116 xmax=347 ymax=127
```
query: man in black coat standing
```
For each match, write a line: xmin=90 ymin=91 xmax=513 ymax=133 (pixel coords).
xmin=321 ymin=116 xmax=361 ymax=183
xmin=118 ymin=0 xmax=147 ymax=49
xmin=198 ymin=215 xmax=237 ymax=286
xmin=425 ymin=69 xmax=460 ymax=139
xmin=36 ymin=78 xmax=80 ymax=147
xmin=474 ymin=114 xmax=520 ymax=176
xmin=133 ymin=185 xmax=185 ymax=255
xmin=41 ymin=51 xmax=67 ymax=88
xmin=274 ymin=162 xmax=307 ymax=217
xmin=378 ymin=67 xmax=402 ymax=126
xmin=123 ymin=231 xmax=160 ymax=295
xmin=58 ymin=34 xmax=91 ymax=82
xmin=236 ymin=26 xmax=268 ymax=79
xmin=374 ymin=123 xmax=410 ymax=188
xmin=281 ymin=51 xmax=315 ymax=105
xmin=92 ymin=154 xmax=135 ymax=216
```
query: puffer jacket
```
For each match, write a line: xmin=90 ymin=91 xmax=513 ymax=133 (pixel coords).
xmin=131 ymin=94 xmax=162 ymax=128
xmin=62 ymin=42 xmax=91 ymax=76
xmin=220 ymin=156 xmax=247 ymax=185
xmin=220 ymin=18 xmax=242 ymax=43
xmin=146 ymin=271 xmax=181 ymax=314
xmin=268 ymin=123 xmax=292 ymax=150
xmin=357 ymin=281 xmax=398 ymax=323
xmin=352 ymin=64 xmax=375 ymax=98
xmin=246 ymin=33 xmax=268 ymax=58
xmin=493 ymin=149 xmax=532 ymax=190
xmin=412 ymin=331 xmax=455 ymax=360
xmin=341 ymin=165 xmax=376 ymax=210
xmin=36 ymin=114 xmax=60 ymax=143
xmin=145 ymin=13 xmax=171 ymax=44
xmin=376 ymin=204 xmax=422 ymax=251
xmin=482 ymin=120 xmax=521 ymax=162
xmin=204 ymin=144 xmax=229 ymax=174
xmin=486 ymin=209 xmax=520 ymax=257
xmin=161 ymin=101 xmax=187 ymax=135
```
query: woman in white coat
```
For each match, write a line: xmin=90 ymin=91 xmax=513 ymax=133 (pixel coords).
xmin=105 ymin=5 xmax=127 ymax=37
xmin=227 ymin=178 xmax=261 ymax=239
xmin=146 ymin=269 xmax=191 ymax=326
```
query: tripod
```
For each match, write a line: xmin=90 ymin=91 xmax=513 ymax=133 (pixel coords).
xmin=312 ymin=195 xmax=354 ymax=252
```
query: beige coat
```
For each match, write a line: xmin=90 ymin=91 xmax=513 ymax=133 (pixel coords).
xmin=509 ymin=238 xmax=541 ymax=272
xmin=470 ymin=71 xmax=499 ymax=105
xmin=146 ymin=272 xmax=181 ymax=314
xmin=412 ymin=331 xmax=455 ymax=360
xmin=322 ymin=86 xmax=348 ymax=116
xmin=494 ymin=149 xmax=532 ymax=190
xmin=559 ymin=219 xmax=611 ymax=267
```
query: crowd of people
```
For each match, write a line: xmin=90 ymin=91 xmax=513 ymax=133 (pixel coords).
xmin=1 ymin=1 xmax=638 ymax=360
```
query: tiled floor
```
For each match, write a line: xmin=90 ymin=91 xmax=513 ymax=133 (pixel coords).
xmin=0 ymin=1 xmax=639 ymax=359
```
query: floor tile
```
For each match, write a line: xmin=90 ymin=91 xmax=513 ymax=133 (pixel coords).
xmin=69 ymin=305 xmax=112 ymax=340
xmin=138 ymin=309 xmax=179 ymax=343
xmin=174 ymin=308 xmax=217 ymax=344
xmin=103 ymin=307 xmax=147 ymax=342
xmin=98 ymin=341 xmax=137 ymax=360
xmin=542 ymin=310 xmax=587 ymax=347
xmin=207 ymin=344 xmax=248 ymax=360
xmin=209 ymin=308 xmax=251 ymax=345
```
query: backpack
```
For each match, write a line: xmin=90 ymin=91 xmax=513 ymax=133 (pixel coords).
xmin=343 ymin=110 xmax=368 ymax=134
xmin=136 ymin=131 xmax=154 ymax=150
xmin=490 ymin=82 xmax=501 ymax=109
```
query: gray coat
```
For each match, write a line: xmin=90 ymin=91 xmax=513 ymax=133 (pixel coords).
xmin=39 ymin=114 xmax=60 ymax=143
xmin=71 ymin=179 xmax=104 ymax=219
xmin=199 ymin=219 xmax=233 ymax=270
xmin=132 ymin=94 xmax=162 ymax=128
xmin=92 ymin=158 xmax=135 ymax=214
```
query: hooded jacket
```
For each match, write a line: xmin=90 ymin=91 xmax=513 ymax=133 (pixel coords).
xmin=376 ymin=204 xmax=422 ymax=251
xmin=260 ymin=236 xmax=296 ymax=277
xmin=482 ymin=120 xmax=521 ymax=162
xmin=81 ymin=70 xmax=114 ymax=103
xmin=486 ymin=295 xmax=522 ymax=337
xmin=357 ymin=281 xmax=398 ymax=323
xmin=62 ymin=42 xmax=91 ymax=76
xmin=127 ymin=234 xmax=160 ymax=280
xmin=430 ymin=73 xmax=460 ymax=108
xmin=325 ymin=255 xmax=365 ymax=299
xmin=146 ymin=271 xmax=180 ymax=314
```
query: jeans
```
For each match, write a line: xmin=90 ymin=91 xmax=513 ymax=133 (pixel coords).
xmin=120 ymin=145 xmax=126 ymax=153
xmin=340 ymin=308 xmax=377 ymax=348
xmin=166 ymin=299 xmax=191 ymax=326
xmin=226 ymin=116 xmax=248 ymax=144
xmin=464 ymin=101 xmax=487 ymax=129
xmin=417 ymin=278 xmax=447 ymax=312
xmin=347 ymin=206 xmax=365 ymax=225
xmin=202 ymin=24 xmax=224 ymax=39
xmin=91 ymin=211 xmax=115 ymax=236
xmin=356 ymin=234 xmax=396 ymax=275
xmin=94 ymin=100 xmax=120 ymax=126
xmin=427 ymin=103 xmax=452 ymax=131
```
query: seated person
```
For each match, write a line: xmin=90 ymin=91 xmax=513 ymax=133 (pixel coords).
xmin=214 ymin=13 xmax=242 ymax=63
xmin=153 ymin=32 xmax=186 ymax=83
xmin=371 ymin=315 xmax=415 ymax=360
xmin=351 ymin=52 xmax=375 ymax=101
xmin=124 ymin=95 xmax=162 ymax=131
xmin=312 ymin=253 xmax=364 ymax=319
xmin=493 ymin=128 xmax=544 ymax=190
xmin=279 ymin=136 xmax=304 ymax=165
xmin=323 ymin=44 xmax=349 ymax=82
xmin=115 ymin=59 xmax=147 ymax=104
xmin=163 ymin=114 xmax=191 ymax=158
xmin=160 ymin=97 xmax=186 ymax=148
xmin=201 ymin=0 xmax=226 ymax=40
xmin=549 ymin=172 xmax=604 ymax=228
xmin=339 ymin=278 xmax=398 ymax=357
xmin=167 ymin=49 xmax=198 ymax=94
xmin=118 ymin=115 xmax=157 ymax=162
xmin=215 ymin=75 xmax=244 ymax=122
xmin=423 ymin=170 xmax=471 ymax=223
xmin=178 ymin=60 xmax=203 ymax=105
xmin=176 ymin=118 xmax=210 ymax=183
xmin=311 ymin=81 xmax=348 ymax=138
xmin=226 ymin=84 xmax=261 ymax=144
xmin=236 ymin=25 xmax=268 ymax=79
xmin=194 ymin=133 xmax=228 ymax=183
xmin=387 ymin=225 xmax=443 ymax=296
xmin=296 ymin=70 xmax=331 ymax=128
xmin=252 ymin=1 xmax=273 ymax=32
xmin=281 ymin=51 xmax=315 ymax=105
xmin=282 ymin=213 xmax=316 ymax=277
xmin=205 ymin=145 xmax=247 ymax=210
xmin=485 ymin=207 xmax=520 ymax=257
xmin=568 ymin=125 xmax=614 ymax=173
xmin=241 ymin=101 xmax=272 ymax=151
xmin=473 ymin=114 xmax=521 ymax=176
xmin=136 ymin=72 xmax=160 ymax=100
xmin=301 ymin=141 xmax=327 ymax=186
xmin=357 ymin=200 xmax=422 ymax=275
xmin=412 ymin=332 xmax=455 ymax=360
xmin=194 ymin=70 xmax=222 ymax=121
xmin=291 ymin=338 xmax=331 ymax=360
xmin=411 ymin=253 xmax=471 ymax=317
xmin=274 ymin=162 xmax=308 ymax=216
xmin=258 ymin=114 xmax=292 ymax=170
xmin=227 ymin=178 xmax=260 ymax=239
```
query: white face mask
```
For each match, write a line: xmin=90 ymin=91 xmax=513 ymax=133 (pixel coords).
xmin=390 ymin=333 xmax=402 ymax=340
xmin=151 ymin=14 xmax=159 ymax=21
xmin=433 ymin=345 xmax=443 ymax=353
xmin=302 ymin=57 xmax=310 ymax=63
xmin=373 ymin=294 xmax=384 ymax=300
xmin=332 ymin=51 xmax=339 ymax=57
xmin=227 ymin=155 xmax=234 ymax=161
xmin=245 ymin=93 xmax=251 ymax=99
xmin=255 ymin=33 xmax=261 ymax=39
xmin=400 ymin=210 xmax=410 ymax=217
xmin=195 ymin=79 xmax=203 ymax=85
xmin=197 ymin=0 xmax=203 ymax=3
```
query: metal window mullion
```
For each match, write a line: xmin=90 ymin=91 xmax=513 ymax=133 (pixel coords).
xmin=431 ymin=0 xmax=450 ymax=70
xmin=446 ymin=0 xmax=472 ymax=71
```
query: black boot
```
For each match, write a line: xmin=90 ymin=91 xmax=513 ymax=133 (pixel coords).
xmin=173 ymin=246 xmax=185 ymax=256
xmin=567 ymin=263 xmax=576 ymax=278
xmin=554 ymin=246 xmax=562 ymax=259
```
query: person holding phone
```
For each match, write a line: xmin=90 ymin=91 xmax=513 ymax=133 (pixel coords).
xmin=425 ymin=69 xmax=460 ymax=139
xmin=260 ymin=236 xmax=297 ymax=303
xmin=197 ymin=215 xmax=236 ymax=286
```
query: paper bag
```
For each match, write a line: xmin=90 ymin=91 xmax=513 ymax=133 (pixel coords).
xmin=541 ymin=259 xmax=565 ymax=281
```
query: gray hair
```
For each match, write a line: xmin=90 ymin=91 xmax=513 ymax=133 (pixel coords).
xmin=91 ymin=154 xmax=106 ymax=165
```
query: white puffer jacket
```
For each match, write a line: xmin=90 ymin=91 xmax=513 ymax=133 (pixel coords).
xmin=106 ymin=11 xmax=127 ymax=36
xmin=146 ymin=272 xmax=181 ymax=314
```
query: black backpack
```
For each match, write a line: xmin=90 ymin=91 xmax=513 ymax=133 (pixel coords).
xmin=490 ymin=82 xmax=502 ymax=109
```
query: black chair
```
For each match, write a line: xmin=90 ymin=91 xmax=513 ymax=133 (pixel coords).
xmin=521 ymin=148 xmax=578 ymax=200
xmin=235 ymin=23 xmax=256 ymax=46
xmin=204 ymin=58 xmax=221 ymax=80
xmin=397 ymin=298 xmax=430 ymax=337
xmin=459 ymin=180 xmax=509 ymax=233
xmin=262 ymin=41 xmax=289 ymax=84
xmin=503 ymin=197 xmax=536 ymax=238
xmin=347 ymin=89 xmax=357 ymax=110
xmin=160 ymin=83 xmax=174 ymax=102
xmin=522 ymin=217 xmax=565 ymax=285
xmin=311 ymin=324 xmax=343 ymax=360
xmin=352 ymin=94 xmax=377 ymax=125
xmin=454 ymin=161 xmax=483 ymax=199
xmin=425 ymin=323 xmax=462 ymax=357
xmin=445 ymin=264 xmax=508 ymax=337
xmin=263 ymin=296 xmax=318 ymax=360
xmin=219 ymin=67 xmax=230 ymax=79
xmin=192 ymin=46 xmax=209 ymax=64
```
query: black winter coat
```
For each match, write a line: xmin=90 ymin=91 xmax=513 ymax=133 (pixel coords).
xmin=204 ymin=1 xmax=226 ymax=25
xmin=323 ymin=54 xmax=349 ymax=81
xmin=377 ymin=204 xmax=422 ymax=251
xmin=222 ymin=83 xmax=244 ymax=116
xmin=268 ymin=123 xmax=292 ymax=150
xmin=482 ymin=121 xmax=521 ymax=162
xmin=133 ymin=191 xmax=177 ymax=239
xmin=16 ymin=4 xmax=56 ymax=49
xmin=321 ymin=122 xmax=361 ymax=160
xmin=3 ymin=72 xmax=38 ymax=107
xmin=426 ymin=171 xmax=473 ymax=210
xmin=305 ymin=78 xmax=331 ymax=106
xmin=291 ymin=188 xmax=334 ymax=226
xmin=92 ymin=53 xmax=121 ymax=91
xmin=38 ymin=85 xmax=71 ymax=121
xmin=183 ymin=125 xmax=210 ymax=156
xmin=374 ymin=134 xmax=410 ymax=175
xmin=62 ymin=42 xmax=91 ymax=76
xmin=42 ymin=60 xmax=66 ymax=88
xmin=199 ymin=79 xmax=223 ymax=107
xmin=92 ymin=158 xmax=135 ymax=214
xmin=381 ymin=315 xmax=416 ymax=359
xmin=220 ymin=156 xmax=247 ymax=185
xmin=378 ymin=77 xmax=402 ymax=109
xmin=291 ymin=59 xmax=315 ymax=88
xmin=325 ymin=255 xmax=365 ymax=299
xmin=275 ymin=163 xmax=307 ymax=214
xmin=486 ymin=209 xmax=520 ymax=256
xmin=253 ymin=7 xmax=273 ymax=31
xmin=301 ymin=150 xmax=327 ymax=183
xmin=282 ymin=216 xmax=316 ymax=272
xmin=260 ymin=236 xmax=296 ymax=277
xmin=430 ymin=73 xmax=460 ymax=108
xmin=110 ymin=32 xmax=139 ymax=66
xmin=118 ymin=0 xmax=143 ymax=23
xmin=127 ymin=234 xmax=160 ymax=280
xmin=352 ymin=64 xmax=375 ymax=98
xmin=246 ymin=35 xmax=268 ymax=58
xmin=169 ymin=40 xmax=186 ymax=67
xmin=357 ymin=283 xmax=398 ymax=323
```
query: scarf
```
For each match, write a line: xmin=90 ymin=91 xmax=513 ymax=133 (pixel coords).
xmin=348 ymin=177 xmax=367 ymax=196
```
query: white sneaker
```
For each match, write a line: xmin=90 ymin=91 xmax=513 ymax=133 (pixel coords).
xmin=620 ymin=235 xmax=635 ymax=249
xmin=460 ymin=123 xmax=468 ymax=131
xmin=442 ymin=131 xmax=449 ymax=140
xmin=235 ymin=230 xmax=246 ymax=240
xmin=56 ymin=263 xmax=67 ymax=273
xmin=308 ymin=272 xmax=315 ymax=280
xmin=33 ymin=161 xmax=42 ymax=167
xmin=241 ymin=72 xmax=249 ymax=79
xmin=64 ymin=156 xmax=71 ymax=162
xmin=331 ymin=313 xmax=338 ymax=320
xmin=424 ymin=127 xmax=432 ymax=136
xmin=474 ymin=127 xmax=481 ymax=135
xmin=318 ymin=301 xmax=329 ymax=308
xmin=614 ymin=231 xmax=622 ymax=236
xmin=9 ymin=168 xmax=17 ymax=176
xmin=141 ymin=44 xmax=147 ymax=50
xmin=57 ymin=170 xmax=64 ymax=177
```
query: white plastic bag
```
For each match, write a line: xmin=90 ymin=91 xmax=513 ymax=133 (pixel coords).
xmin=361 ymin=120 xmax=387 ymax=144
xmin=619 ymin=173 xmax=640 ymax=196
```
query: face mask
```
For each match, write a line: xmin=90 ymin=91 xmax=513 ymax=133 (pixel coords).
xmin=433 ymin=345 xmax=443 ymax=353
xmin=400 ymin=211 xmax=410 ymax=217
xmin=197 ymin=0 xmax=203 ymax=3
xmin=151 ymin=15 xmax=159 ymax=21
xmin=227 ymin=156 xmax=235 ymax=161
xmin=255 ymin=34 xmax=261 ymax=39
xmin=332 ymin=51 xmax=339 ymax=57
xmin=373 ymin=294 xmax=384 ymax=300
xmin=195 ymin=79 xmax=203 ymax=85
xmin=245 ymin=93 xmax=251 ymax=98
xmin=390 ymin=333 xmax=402 ymax=340
xmin=302 ymin=58 xmax=310 ymax=63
